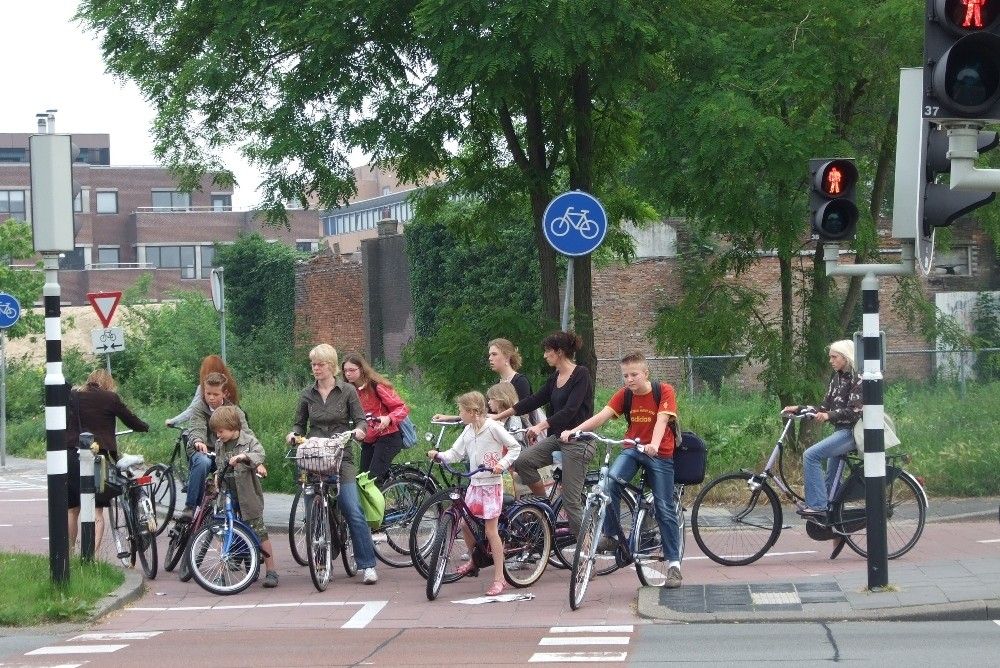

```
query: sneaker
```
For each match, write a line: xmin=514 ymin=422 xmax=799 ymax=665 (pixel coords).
xmin=665 ymin=566 xmax=682 ymax=589
xmin=362 ymin=567 xmax=378 ymax=584
xmin=596 ymin=535 xmax=616 ymax=554
xmin=263 ymin=570 xmax=279 ymax=588
xmin=178 ymin=506 xmax=195 ymax=522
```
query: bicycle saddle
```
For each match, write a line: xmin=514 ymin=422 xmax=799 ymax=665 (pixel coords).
xmin=116 ymin=453 xmax=145 ymax=470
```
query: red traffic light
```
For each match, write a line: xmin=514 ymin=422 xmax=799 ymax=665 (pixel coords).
xmin=809 ymin=158 xmax=859 ymax=241
xmin=813 ymin=160 xmax=858 ymax=198
xmin=939 ymin=0 xmax=999 ymax=33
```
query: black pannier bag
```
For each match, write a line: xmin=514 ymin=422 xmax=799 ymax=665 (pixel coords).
xmin=674 ymin=431 xmax=708 ymax=485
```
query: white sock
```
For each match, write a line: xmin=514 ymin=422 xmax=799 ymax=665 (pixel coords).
xmin=668 ymin=561 xmax=681 ymax=570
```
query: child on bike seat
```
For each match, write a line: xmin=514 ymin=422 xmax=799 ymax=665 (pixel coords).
xmin=426 ymin=391 xmax=521 ymax=596
xmin=209 ymin=405 xmax=279 ymax=588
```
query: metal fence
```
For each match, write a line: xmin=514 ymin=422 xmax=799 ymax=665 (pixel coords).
xmin=596 ymin=347 xmax=1000 ymax=396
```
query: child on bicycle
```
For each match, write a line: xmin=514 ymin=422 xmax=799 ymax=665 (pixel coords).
xmin=426 ymin=391 xmax=521 ymax=596
xmin=560 ymin=352 xmax=683 ymax=589
xmin=209 ymin=405 xmax=279 ymax=588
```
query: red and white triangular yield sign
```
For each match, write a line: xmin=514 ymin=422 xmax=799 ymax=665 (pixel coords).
xmin=87 ymin=291 xmax=123 ymax=328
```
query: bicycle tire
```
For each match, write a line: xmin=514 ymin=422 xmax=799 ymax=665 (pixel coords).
xmin=134 ymin=515 xmax=158 ymax=580
xmin=131 ymin=491 xmax=158 ymax=579
xmin=569 ymin=500 xmax=603 ymax=610
xmin=836 ymin=467 xmax=926 ymax=560
xmin=337 ymin=509 xmax=358 ymax=577
xmin=691 ymin=472 xmax=782 ymax=566
xmin=144 ymin=464 xmax=176 ymax=536
xmin=288 ymin=488 xmax=308 ymax=566
xmin=173 ymin=441 xmax=190 ymax=494
xmin=548 ymin=471 xmax=618 ymax=570
xmin=633 ymin=504 xmax=668 ymax=587
xmin=375 ymin=477 xmax=434 ymax=568
xmin=187 ymin=521 xmax=260 ymax=595
xmin=503 ymin=505 xmax=552 ymax=588
xmin=553 ymin=485 xmax=636 ymax=576
xmin=108 ymin=496 xmax=133 ymax=568
xmin=163 ymin=522 xmax=189 ymax=572
xmin=409 ymin=489 xmax=465 ymax=582
xmin=307 ymin=492 xmax=332 ymax=592
xmin=426 ymin=512 xmax=456 ymax=601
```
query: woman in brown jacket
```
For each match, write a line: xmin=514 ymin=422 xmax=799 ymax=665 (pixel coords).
xmin=66 ymin=369 xmax=149 ymax=551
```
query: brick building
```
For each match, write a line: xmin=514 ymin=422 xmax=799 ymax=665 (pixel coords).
xmin=1 ymin=131 xmax=321 ymax=304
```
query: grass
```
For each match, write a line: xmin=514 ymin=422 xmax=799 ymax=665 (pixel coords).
xmin=0 ymin=552 xmax=125 ymax=626
xmin=4 ymin=378 xmax=999 ymax=497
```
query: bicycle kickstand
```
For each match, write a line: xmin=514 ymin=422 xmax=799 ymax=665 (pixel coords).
xmin=829 ymin=536 xmax=848 ymax=560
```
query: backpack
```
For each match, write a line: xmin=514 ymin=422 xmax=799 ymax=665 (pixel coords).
xmin=398 ymin=415 xmax=418 ymax=448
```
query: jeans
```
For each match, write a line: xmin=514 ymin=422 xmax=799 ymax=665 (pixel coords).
xmin=512 ymin=435 xmax=595 ymax=538
xmin=337 ymin=460 xmax=376 ymax=570
xmin=802 ymin=428 xmax=856 ymax=509
xmin=601 ymin=448 xmax=681 ymax=562
xmin=186 ymin=452 xmax=216 ymax=509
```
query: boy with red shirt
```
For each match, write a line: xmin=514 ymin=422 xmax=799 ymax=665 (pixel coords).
xmin=560 ymin=352 xmax=683 ymax=588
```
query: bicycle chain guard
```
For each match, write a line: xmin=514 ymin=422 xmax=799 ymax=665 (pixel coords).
xmin=805 ymin=519 xmax=836 ymax=541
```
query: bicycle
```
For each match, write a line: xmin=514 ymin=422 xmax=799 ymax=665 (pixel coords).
xmin=690 ymin=407 xmax=927 ymax=566
xmin=185 ymin=458 xmax=267 ymax=595
xmin=567 ymin=432 xmax=687 ymax=610
xmin=549 ymin=207 xmax=600 ymax=239
xmin=286 ymin=433 xmax=357 ymax=591
xmin=98 ymin=449 xmax=159 ymax=579
xmin=143 ymin=426 xmax=192 ymax=536
xmin=424 ymin=459 xmax=553 ymax=601
xmin=163 ymin=454 xmax=218 ymax=580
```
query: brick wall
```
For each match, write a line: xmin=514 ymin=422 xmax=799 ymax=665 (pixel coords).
xmin=294 ymin=252 xmax=367 ymax=356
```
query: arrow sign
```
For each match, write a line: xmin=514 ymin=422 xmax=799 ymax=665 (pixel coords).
xmin=90 ymin=327 xmax=125 ymax=355
xmin=87 ymin=291 xmax=122 ymax=328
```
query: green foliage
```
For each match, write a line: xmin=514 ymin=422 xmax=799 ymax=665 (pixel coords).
xmin=972 ymin=293 xmax=1000 ymax=381
xmin=3 ymin=350 xmax=93 ymax=422
xmin=214 ymin=234 xmax=301 ymax=383
xmin=0 ymin=219 xmax=43 ymax=338
xmin=0 ymin=553 xmax=124 ymax=626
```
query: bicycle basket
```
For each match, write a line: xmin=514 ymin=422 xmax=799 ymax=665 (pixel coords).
xmin=294 ymin=434 xmax=350 ymax=475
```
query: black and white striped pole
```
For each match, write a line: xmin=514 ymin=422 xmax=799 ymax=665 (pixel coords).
xmin=860 ymin=273 xmax=888 ymax=587
xmin=30 ymin=111 xmax=77 ymax=583
xmin=78 ymin=432 xmax=96 ymax=561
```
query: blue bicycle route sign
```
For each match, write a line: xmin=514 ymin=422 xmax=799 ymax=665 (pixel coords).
xmin=542 ymin=190 xmax=608 ymax=257
xmin=0 ymin=292 xmax=21 ymax=330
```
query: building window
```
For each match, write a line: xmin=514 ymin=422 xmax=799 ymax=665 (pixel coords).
xmin=0 ymin=148 xmax=27 ymax=163
xmin=151 ymin=190 xmax=191 ymax=211
xmin=932 ymin=246 xmax=973 ymax=276
xmin=296 ymin=241 xmax=318 ymax=253
xmin=200 ymin=245 xmax=216 ymax=279
xmin=59 ymin=247 xmax=86 ymax=270
xmin=211 ymin=194 xmax=232 ymax=212
xmin=0 ymin=190 xmax=26 ymax=220
xmin=96 ymin=191 xmax=118 ymax=214
xmin=97 ymin=247 xmax=120 ymax=266
xmin=147 ymin=245 xmax=196 ymax=272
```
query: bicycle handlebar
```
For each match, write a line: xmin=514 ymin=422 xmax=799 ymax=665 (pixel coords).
xmin=115 ymin=429 xmax=134 ymax=436
xmin=781 ymin=406 xmax=819 ymax=420
xmin=433 ymin=457 xmax=493 ymax=478
xmin=570 ymin=431 xmax=643 ymax=448
xmin=430 ymin=418 xmax=464 ymax=426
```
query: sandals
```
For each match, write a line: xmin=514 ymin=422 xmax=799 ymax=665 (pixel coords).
xmin=455 ymin=561 xmax=479 ymax=578
xmin=486 ymin=580 xmax=506 ymax=596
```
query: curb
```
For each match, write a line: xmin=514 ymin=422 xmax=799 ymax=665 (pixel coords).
xmin=90 ymin=568 xmax=146 ymax=622
xmin=636 ymin=588 xmax=1000 ymax=623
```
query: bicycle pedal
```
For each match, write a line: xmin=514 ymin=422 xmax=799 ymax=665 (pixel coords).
xmin=116 ymin=550 xmax=129 ymax=559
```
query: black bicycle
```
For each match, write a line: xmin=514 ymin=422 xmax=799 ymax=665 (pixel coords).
xmin=98 ymin=451 xmax=159 ymax=579
xmin=143 ymin=426 xmax=192 ymax=535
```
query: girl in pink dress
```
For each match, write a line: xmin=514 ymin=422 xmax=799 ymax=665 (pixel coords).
xmin=427 ymin=391 xmax=521 ymax=596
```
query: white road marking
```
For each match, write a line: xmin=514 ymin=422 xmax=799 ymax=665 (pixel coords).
xmin=68 ymin=632 xmax=163 ymax=641
xmin=978 ymin=539 xmax=1000 ymax=544
xmin=529 ymin=652 xmax=627 ymax=663
xmin=129 ymin=600 xmax=388 ymax=629
xmin=550 ymin=625 xmax=634 ymax=633
xmin=0 ymin=497 xmax=48 ymax=502
xmin=27 ymin=644 xmax=128 ymax=655
xmin=539 ymin=637 xmax=630 ymax=646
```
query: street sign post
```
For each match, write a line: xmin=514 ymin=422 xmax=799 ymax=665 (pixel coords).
xmin=0 ymin=292 xmax=23 ymax=467
xmin=86 ymin=291 xmax=122 ymax=329
xmin=542 ymin=191 xmax=609 ymax=330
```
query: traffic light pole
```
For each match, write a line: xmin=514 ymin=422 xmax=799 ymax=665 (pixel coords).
xmin=824 ymin=241 xmax=913 ymax=590
xmin=942 ymin=125 xmax=1000 ymax=191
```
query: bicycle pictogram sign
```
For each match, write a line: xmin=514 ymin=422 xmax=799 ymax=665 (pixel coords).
xmin=0 ymin=292 xmax=21 ymax=330
xmin=542 ymin=191 xmax=608 ymax=257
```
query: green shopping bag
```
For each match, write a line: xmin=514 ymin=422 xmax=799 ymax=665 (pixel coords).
xmin=356 ymin=471 xmax=386 ymax=530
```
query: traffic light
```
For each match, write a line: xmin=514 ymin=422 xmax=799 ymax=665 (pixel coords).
xmin=809 ymin=158 xmax=859 ymax=241
xmin=923 ymin=0 xmax=1000 ymax=121
xmin=922 ymin=125 xmax=997 ymax=236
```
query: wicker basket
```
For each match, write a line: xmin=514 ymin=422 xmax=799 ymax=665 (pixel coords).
xmin=294 ymin=434 xmax=351 ymax=476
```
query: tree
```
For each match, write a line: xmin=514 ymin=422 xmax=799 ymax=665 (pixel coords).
xmin=0 ymin=219 xmax=43 ymax=338
xmin=640 ymin=0 xmax=924 ymax=402
xmin=76 ymin=0 xmax=669 ymax=390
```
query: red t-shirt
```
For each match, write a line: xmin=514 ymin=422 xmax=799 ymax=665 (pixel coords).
xmin=607 ymin=383 xmax=678 ymax=458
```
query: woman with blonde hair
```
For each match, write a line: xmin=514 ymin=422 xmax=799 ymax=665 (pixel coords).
xmin=66 ymin=369 xmax=149 ymax=551
xmin=342 ymin=352 xmax=410 ymax=485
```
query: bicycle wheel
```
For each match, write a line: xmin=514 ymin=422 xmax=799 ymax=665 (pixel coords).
xmin=409 ymin=489 xmax=466 ymax=582
xmin=131 ymin=497 xmax=158 ymax=579
xmin=691 ymin=472 xmax=782 ymax=566
xmin=336 ymin=509 xmax=358 ymax=577
xmin=375 ymin=477 xmax=433 ymax=568
xmin=306 ymin=492 xmax=332 ymax=591
xmin=550 ymin=471 xmax=630 ymax=572
xmin=836 ymin=467 xmax=926 ymax=559
xmin=503 ymin=505 xmax=552 ymax=588
xmin=187 ymin=522 xmax=260 ymax=595
xmin=108 ymin=496 xmax=133 ymax=567
xmin=144 ymin=464 xmax=176 ymax=536
xmin=633 ymin=503 xmax=668 ymax=587
xmin=288 ymin=488 xmax=308 ymax=566
xmin=163 ymin=521 xmax=190 ymax=572
xmin=426 ymin=512 xmax=457 ymax=601
xmin=569 ymin=500 xmax=603 ymax=610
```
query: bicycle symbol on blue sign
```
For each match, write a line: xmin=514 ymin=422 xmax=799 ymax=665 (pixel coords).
xmin=0 ymin=292 xmax=21 ymax=330
xmin=542 ymin=191 xmax=608 ymax=257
